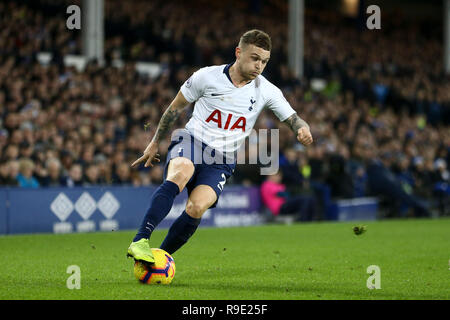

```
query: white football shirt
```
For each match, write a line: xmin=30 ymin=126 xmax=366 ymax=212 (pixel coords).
xmin=180 ymin=63 xmax=296 ymax=154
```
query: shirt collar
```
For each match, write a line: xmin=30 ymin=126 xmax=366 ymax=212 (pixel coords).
xmin=223 ymin=63 xmax=234 ymax=84
xmin=223 ymin=62 xmax=253 ymax=87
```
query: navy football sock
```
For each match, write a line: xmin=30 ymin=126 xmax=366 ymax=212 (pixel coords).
xmin=160 ymin=210 xmax=201 ymax=254
xmin=133 ymin=180 xmax=180 ymax=242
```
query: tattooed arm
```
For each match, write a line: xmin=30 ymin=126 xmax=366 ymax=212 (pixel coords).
xmin=131 ymin=91 xmax=190 ymax=167
xmin=283 ymin=113 xmax=313 ymax=146
xmin=283 ymin=113 xmax=310 ymax=132
xmin=151 ymin=91 xmax=189 ymax=143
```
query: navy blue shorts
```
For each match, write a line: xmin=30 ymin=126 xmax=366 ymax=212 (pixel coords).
xmin=163 ymin=130 xmax=236 ymax=208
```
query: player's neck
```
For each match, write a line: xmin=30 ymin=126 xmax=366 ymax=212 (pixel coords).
xmin=229 ymin=63 xmax=251 ymax=88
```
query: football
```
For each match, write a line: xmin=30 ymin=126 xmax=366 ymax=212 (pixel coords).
xmin=133 ymin=248 xmax=176 ymax=285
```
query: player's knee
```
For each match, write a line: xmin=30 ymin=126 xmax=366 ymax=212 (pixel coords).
xmin=170 ymin=157 xmax=194 ymax=174
xmin=185 ymin=201 xmax=207 ymax=219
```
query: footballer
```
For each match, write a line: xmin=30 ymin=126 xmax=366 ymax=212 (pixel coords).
xmin=128 ymin=29 xmax=313 ymax=264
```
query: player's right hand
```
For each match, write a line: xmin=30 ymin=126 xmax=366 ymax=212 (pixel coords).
xmin=297 ymin=127 xmax=313 ymax=146
xmin=131 ymin=142 xmax=161 ymax=168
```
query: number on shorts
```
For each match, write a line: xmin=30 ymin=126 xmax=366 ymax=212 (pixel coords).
xmin=217 ymin=173 xmax=226 ymax=191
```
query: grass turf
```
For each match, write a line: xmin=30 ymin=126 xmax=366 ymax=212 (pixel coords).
xmin=0 ymin=218 xmax=449 ymax=300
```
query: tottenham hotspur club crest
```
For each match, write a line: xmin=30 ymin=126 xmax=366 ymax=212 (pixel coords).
xmin=249 ymin=97 xmax=256 ymax=111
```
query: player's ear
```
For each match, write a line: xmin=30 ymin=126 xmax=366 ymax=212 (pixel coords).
xmin=235 ymin=47 xmax=241 ymax=60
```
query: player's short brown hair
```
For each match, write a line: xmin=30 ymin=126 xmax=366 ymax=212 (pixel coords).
xmin=239 ymin=29 xmax=272 ymax=51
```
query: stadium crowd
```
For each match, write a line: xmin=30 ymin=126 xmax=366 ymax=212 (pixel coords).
xmin=0 ymin=0 xmax=449 ymax=217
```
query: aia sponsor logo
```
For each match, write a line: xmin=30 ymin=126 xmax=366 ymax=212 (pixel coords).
xmin=205 ymin=109 xmax=246 ymax=132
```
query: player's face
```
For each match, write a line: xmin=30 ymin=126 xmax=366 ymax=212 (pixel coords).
xmin=236 ymin=44 xmax=270 ymax=80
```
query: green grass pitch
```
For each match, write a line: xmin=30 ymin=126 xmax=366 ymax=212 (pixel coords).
xmin=0 ymin=218 xmax=449 ymax=300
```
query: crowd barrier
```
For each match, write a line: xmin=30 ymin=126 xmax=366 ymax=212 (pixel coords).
xmin=0 ymin=186 xmax=263 ymax=235
xmin=327 ymin=197 xmax=379 ymax=221
xmin=0 ymin=186 xmax=379 ymax=235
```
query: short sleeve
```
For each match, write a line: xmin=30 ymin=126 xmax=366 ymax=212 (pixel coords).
xmin=180 ymin=68 xmax=207 ymax=103
xmin=265 ymin=87 xmax=296 ymax=122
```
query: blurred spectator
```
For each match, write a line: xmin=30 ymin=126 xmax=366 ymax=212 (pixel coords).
xmin=325 ymin=154 xmax=354 ymax=198
xmin=0 ymin=160 xmax=10 ymax=184
xmin=0 ymin=160 xmax=18 ymax=185
xmin=113 ymin=162 xmax=132 ymax=185
xmin=95 ymin=155 xmax=112 ymax=184
xmin=7 ymin=161 xmax=20 ymax=186
xmin=149 ymin=165 xmax=164 ymax=185
xmin=16 ymin=158 xmax=39 ymax=188
xmin=19 ymin=142 xmax=34 ymax=159
xmin=261 ymin=171 xmax=316 ymax=222
xmin=40 ymin=157 xmax=65 ymax=187
xmin=65 ymin=163 xmax=84 ymax=187
xmin=367 ymin=156 xmax=431 ymax=217
xmin=280 ymin=148 xmax=304 ymax=188
xmin=4 ymin=145 xmax=19 ymax=161
xmin=84 ymin=163 xmax=104 ymax=186
xmin=433 ymin=159 xmax=449 ymax=183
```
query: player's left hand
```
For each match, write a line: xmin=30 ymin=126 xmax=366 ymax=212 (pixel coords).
xmin=297 ymin=127 xmax=313 ymax=146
